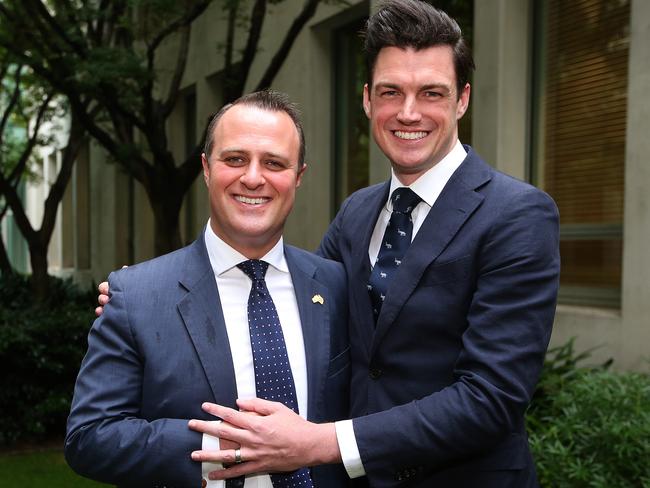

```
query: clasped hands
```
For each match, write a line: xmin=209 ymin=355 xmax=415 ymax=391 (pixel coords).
xmin=189 ymin=398 xmax=340 ymax=481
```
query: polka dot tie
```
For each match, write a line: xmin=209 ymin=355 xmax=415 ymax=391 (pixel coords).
xmin=237 ymin=260 xmax=315 ymax=488
xmin=368 ymin=187 xmax=422 ymax=320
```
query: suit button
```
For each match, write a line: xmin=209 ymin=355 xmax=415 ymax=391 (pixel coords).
xmin=369 ymin=367 xmax=382 ymax=379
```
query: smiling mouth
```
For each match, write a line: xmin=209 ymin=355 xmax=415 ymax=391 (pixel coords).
xmin=393 ymin=130 xmax=429 ymax=140
xmin=235 ymin=195 xmax=270 ymax=205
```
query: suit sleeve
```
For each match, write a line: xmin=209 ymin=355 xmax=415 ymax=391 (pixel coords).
xmin=316 ymin=194 xmax=351 ymax=262
xmin=352 ymin=188 xmax=560 ymax=484
xmin=65 ymin=271 xmax=202 ymax=487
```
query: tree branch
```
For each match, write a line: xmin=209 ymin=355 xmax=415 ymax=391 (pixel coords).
xmin=40 ymin=109 xmax=85 ymax=240
xmin=8 ymin=92 xmax=54 ymax=184
xmin=222 ymin=1 xmax=238 ymax=98
xmin=146 ymin=0 xmax=212 ymax=61
xmin=161 ymin=23 xmax=191 ymax=118
xmin=237 ymin=0 xmax=267 ymax=91
xmin=22 ymin=0 xmax=87 ymax=58
xmin=0 ymin=65 xmax=24 ymax=149
xmin=255 ymin=0 xmax=321 ymax=91
xmin=0 ymin=206 xmax=15 ymax=275
xmin=0 ymin=170 xmax=36 ymax=243
xmin=68 ymin=96 xmax=151 ymax=185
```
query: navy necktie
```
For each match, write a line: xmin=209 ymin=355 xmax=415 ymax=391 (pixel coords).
xmin=237 ymin=259 xmax=314 ymax=488
xmin=368 ymin=187 xmax=422 ymax=319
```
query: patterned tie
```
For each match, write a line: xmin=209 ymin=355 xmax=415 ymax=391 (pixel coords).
xmin=368 ymin=187 xmax=422 ymax=319
xmin=237 ymin=259 xmax=314 ymax=488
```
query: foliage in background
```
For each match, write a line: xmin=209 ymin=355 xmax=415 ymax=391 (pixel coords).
xmin=0 ymin=0 xmax=332 ymax=257
xmin=0 ymin=274 xmax=94 ymax=445
xmin=527 ymin=339 xmax=650 ymax=487
xmin=0 ymin=49 xmax=87 ymax=300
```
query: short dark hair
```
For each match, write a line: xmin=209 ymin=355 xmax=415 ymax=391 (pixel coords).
xmin=363 ymin=0 xmax=475 ymax=98
xmin=203 ymin=89 xmax=306 ymax=167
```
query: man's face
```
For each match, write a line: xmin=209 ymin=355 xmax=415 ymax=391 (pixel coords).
xmin=363 ymin=45 xmax=470 ymax=185
xmin=201 ymin=104 xmax=305 ymax=258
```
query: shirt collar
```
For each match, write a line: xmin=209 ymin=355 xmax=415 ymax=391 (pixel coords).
xmin=204 ymin=220 xmax=288 ymax=276
xmin=388 ymin=139 xmax=467 ymax=208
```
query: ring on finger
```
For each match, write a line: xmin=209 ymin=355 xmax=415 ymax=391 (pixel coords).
xmin=234 ymin=448 xmax=243 ymax=464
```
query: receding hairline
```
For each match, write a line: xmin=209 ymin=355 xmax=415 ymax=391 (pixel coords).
xmin=205 ymin=104 xmax=304 ymax=168
xmin=203 ymin=90 xmax=306 ymax=167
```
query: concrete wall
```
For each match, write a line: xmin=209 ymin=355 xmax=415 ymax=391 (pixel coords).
xmin=472 ymin=0 xmax=649 ymax=371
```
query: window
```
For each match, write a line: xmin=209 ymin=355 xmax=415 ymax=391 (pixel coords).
xmin=532 ymin=0 xmax=630 ymax=308
xmin=332 ymin=17 xmax=369 ymax=214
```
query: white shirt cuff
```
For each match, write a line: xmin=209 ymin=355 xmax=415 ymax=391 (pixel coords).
xmin=202 ymin=425 xmax=225 ymax=488
xmin=335 ymin=419 xmax=365 ymax=478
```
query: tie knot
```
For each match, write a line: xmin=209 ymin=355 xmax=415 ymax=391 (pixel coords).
xmin=391 ymin=187 xmax=421 ymax=214
xmin=237 ymin=259 xmax=269 ymax=281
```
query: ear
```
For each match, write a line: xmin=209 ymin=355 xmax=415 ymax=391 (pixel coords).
xmin=295 ymin=163 xmax=307 ymax=188
xmin=362 ymin=83 xmax=372 ymax=119
xmin=456 ymin=83 xmax=471 ymax=120
xmin=201 ymin=153 xmax=210 ymax=186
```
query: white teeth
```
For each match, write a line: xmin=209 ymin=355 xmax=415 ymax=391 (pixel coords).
xmin=394 ymin=131 xmax=428 ymax=140
xmin=235 ymin=196 xmax=268 ymax=205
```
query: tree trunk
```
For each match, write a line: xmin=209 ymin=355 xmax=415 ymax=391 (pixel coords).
xmin=0 ymin=235 xmax=14 ymax=276
xmin=28 ymin=239 xmax=49 ymax=302
xmin=150 ymin=186 xmax=185 ymax=256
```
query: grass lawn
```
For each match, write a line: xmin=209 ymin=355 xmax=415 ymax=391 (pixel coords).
xmin=0 ymin=448 xmax=110 ymax=487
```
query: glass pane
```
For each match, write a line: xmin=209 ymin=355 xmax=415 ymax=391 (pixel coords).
xmin=333 ymin=18 xmax=369 ymax=211
xmin=532 ymin=0 xmax=629 ymax=307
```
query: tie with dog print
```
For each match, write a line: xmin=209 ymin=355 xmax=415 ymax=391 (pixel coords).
xmin=367 ymin=187 xmax=422 ymax=321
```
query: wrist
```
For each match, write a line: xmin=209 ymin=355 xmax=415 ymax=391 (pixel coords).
xmin=309 ymin=423 xmax=341 ymax=465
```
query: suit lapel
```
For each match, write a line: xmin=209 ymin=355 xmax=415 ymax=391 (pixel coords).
xmin=177 ymin=235 xmax=239 ymax=409
xmin=372 ymin=150 xmax=492 ymax=353
xmin=349 ymin=182 xmax=391 ymax=355
xmin=285 ymin=246 xmax=329 ymax=421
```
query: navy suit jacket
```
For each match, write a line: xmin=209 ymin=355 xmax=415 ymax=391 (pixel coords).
xmin=318 ymin=147 xmax=560 ymax=487
xmin=65 ymin=234 xmax=350 ymax=488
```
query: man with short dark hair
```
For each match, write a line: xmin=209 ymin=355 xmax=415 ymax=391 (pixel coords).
xmin=66 ymin=90 xmax=350 ymax=488
xmin=189 ymin=1 xmax=559 ymax=487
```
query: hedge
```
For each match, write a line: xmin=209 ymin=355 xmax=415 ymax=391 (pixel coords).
xmin=527 ymin=340 xmax=650 ymax=487
xmin=0 ymin=274 xmax=95 ymax=445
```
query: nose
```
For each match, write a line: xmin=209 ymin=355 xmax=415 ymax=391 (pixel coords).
xmin=396 ymin=95 xmax=421 ymax=124
xmin=240 ymin=160 xmax=265 ymax=189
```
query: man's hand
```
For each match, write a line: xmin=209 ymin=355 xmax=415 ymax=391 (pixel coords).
xmin=95 ymin=266 xmax=127 ymax=316
xmin=95 ymin=281 xmax=110 ymax=317
xmin=188 ymin=399 xmax=341 ymax=480
xmin=218 ymin=434 xmax=239 ymax=468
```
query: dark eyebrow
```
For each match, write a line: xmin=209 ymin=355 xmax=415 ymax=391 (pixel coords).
xmin=373 ymin=82 xmax=401 ymax=91
xmin=218 ymin=148 xmax=290 ymax=162
xmin=218 ymin=147 xmax=248 ymax=156
xmin=421 ymin=83 xmax=452 ymax=93
xmin=373 ymin=82 xmax=453 ymax=93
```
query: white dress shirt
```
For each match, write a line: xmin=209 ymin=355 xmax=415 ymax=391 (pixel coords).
xmin=335 ymin=140 xmax=468 ymax=478
xmin=202 ymin=223 xmax=308 ymax=487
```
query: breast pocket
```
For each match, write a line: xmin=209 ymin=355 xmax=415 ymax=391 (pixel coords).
xmin=327 ymin=346 xmax=350 ymax=378
xmin=421 ymin=255 xmax=473 ymax=286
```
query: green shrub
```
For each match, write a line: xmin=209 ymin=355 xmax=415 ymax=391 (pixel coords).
xmin=528 ymin=340 xmax=650 ymax=487
xmin=0 ymin=274 xmax=95 ymax=445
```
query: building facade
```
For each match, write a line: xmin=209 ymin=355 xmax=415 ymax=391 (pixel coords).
xmin=6 ymin=0 xmax=649 ymax=370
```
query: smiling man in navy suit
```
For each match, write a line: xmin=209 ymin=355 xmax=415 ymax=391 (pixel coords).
xmin=65 ymin=90 xmax=350 ymax=488
xmin=189 ymin=1 xmax=560 ymax=487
